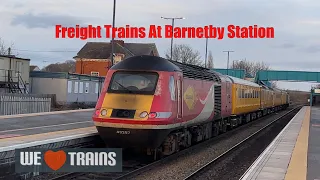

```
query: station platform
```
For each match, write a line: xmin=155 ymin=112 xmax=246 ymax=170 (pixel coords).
xmin=0 ymin=109 xmax=94 ymax=139
xmin=240 ymin=106 xmax=320 ymax=180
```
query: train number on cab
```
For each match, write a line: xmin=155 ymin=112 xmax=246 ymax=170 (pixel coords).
xmin=116 ymin=130 xmax=131 ymax=135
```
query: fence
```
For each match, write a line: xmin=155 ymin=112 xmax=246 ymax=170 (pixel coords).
xmin=0 ymin=93 xmax=51 ymax=116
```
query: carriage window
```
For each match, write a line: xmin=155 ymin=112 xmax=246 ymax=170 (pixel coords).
xmin=108 ymin=71 xmax=159 ymax=95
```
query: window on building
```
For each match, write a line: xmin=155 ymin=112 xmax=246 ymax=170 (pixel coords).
xmin=74 ymin=81 xmax=78 ymax=93
xmin=95 ymin=83 xmax=99 ymax=94
xmin=85 ymin=82 xmax=89 ymax=93
xmin=79 ymin=82 xmax=83 ymax=93
xmin=67 ymin=81 xmax=72 ymax=93
xmin=91 ymin=72 xmax=99 ymax=76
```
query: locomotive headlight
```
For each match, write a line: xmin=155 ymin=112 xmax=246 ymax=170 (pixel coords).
xmin=149 ymin=112 xmax=157 ymax=118
xmin=139 ymin=111 xmax=148 ymax=118
xmin=100 ymin=109 xmax=107 ymax=116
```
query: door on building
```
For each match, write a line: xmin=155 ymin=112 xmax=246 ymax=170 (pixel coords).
xmin=15 ymin=61 xmax=24 ymax=87
xmin=16 ymin=61 xmax=23 ymax=76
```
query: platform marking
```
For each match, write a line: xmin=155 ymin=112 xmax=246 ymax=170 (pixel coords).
xmin=0 ymin=121 xmax=92 ymax=134
xmin=0 ymin=134 xmax=23 ymax=139
xmin=285 ymin=107 xmax=310 ymax=180
xmin=0 ymin=108 xmax=94 ymax=119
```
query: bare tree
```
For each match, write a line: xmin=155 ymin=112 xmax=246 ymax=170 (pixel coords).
xmin=0 ymin=38 xmax=16 ymax=55
xmin=207 ymin=50 xmax=214 ymax=68
xmin=42 ymin=60 xmax=76 ymax=73
xmin=165 ymin=44 xmax=203 ymax=66
xmin=232 ymin=59 xmax=277 ymax=88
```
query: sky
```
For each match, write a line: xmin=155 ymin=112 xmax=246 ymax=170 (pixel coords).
xmin=1 ymin=0 xmax=320 ymax=91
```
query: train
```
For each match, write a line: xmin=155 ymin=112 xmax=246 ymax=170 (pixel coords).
xmin=92 ymin=55 xmax=290 ymax=158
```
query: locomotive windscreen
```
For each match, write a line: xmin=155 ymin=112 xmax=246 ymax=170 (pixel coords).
xmin=107 ymin=71 xmax=159 ymax=95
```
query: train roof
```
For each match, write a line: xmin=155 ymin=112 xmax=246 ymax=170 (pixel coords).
xmin=169 ymin=60 xmax=221 ymax=82
xmin=227 ymin=75 xmax=261 ymax=87
xmin=110 ymin=55 xmax=181 ymax=72
xmin=111 ymin=55 xmax=222 ymax=82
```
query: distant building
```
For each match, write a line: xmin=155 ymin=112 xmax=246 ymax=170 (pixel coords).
xmin=30 ymin=65 xmax=40 ymax=71
xmin=0 ymin=55 xmax=30 ymax=93
xmin=29 ymin=71 xmax=105 ymax=105
xmin=73 ymin=40 xmax=159 ymax=77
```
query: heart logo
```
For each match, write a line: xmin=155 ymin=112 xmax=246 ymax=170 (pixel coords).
xmin=44 ymin=150 xmax=67 ymax=171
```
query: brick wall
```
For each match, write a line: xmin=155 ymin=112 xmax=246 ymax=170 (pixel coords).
xmin=75 ymin=59 xmax=111 ymax=77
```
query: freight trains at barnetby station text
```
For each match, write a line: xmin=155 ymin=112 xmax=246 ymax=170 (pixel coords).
xmin=92 ymin=55 xmax=290 ymax=158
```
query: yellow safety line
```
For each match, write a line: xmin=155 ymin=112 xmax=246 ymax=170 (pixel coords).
xmin=285 ymin=106 xmax=310 ymax=180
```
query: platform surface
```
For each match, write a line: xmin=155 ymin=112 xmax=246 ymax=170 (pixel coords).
xmin=0 ymin=109 xmax=94 ymax=138
xmin=240 ymin=106 xmax=320 ymax=180
xmin=0 ymin=126 xmax=98 ymax=152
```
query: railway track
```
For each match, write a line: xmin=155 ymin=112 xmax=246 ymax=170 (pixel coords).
xmin=42 ymin=106 xmax=301 ymax=180
xmin=46 ymin=158 xmax=150 ymax=180
xmin=183 ymin=106 xmax=301 ymax=180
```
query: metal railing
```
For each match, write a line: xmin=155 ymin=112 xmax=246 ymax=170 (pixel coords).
xmin=0 ymin=69 xmax=28 ymax=93
xmin=0 ymin=93 xmax=51 ymax=115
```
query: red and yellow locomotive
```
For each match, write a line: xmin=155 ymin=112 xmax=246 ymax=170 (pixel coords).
xmin=92 ymin=55 xmax=289 ymax=157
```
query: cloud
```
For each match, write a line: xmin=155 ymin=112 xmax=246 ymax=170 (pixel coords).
xmin=298 ymin=20 xmax=320 ymax=25
xmin=301 ymin=45 xmax=320 ymax=53
xmin=11 ymin=13 xmax=87 ymax=29
xmin=272 ymin=43 xmax=297 ymax=49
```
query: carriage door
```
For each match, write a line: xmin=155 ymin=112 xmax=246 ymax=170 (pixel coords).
xmin=177 ymin=77 xmax=182 ymax=120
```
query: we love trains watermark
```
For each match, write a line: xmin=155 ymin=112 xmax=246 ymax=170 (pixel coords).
xmin=55 ymin=24 xmax=275 ymax=40
xmin=15 ymin=148 xmax=122 ymax=172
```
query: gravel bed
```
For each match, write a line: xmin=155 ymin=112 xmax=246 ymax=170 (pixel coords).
xmin=30 ymin=172 xmax=69 ymax=180
xmin=130 ymin=107 xmax=298 ymax=180
xmin=193 ymin=107 xmax=299 ymax=180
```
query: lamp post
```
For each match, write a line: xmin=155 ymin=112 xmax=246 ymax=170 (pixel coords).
xmin=111 ymin=0 xmax=116 ymax=67
xmin=223 ymin=50 xmax=234 ymax=75
xmin=161 ymin=16 xmax=185 ymax=61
